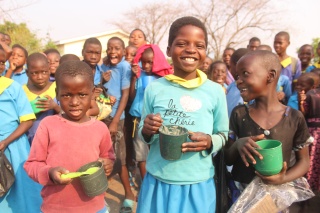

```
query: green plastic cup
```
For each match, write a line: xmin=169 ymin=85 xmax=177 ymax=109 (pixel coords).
xmin=30 ymin=97 xmax=47 ymax=114
xmin=77 ymin=161 xmax=108 ymax=197
xmin=159 ymin=125 xmax=188 ymax=161
xmin=254 ymin=140 xmax=283 ymax=176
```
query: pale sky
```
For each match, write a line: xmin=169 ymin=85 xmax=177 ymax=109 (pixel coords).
xmin=2 ymin=0 xmax=320 ymax=56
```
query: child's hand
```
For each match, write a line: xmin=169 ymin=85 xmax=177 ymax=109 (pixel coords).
xmin=131 ymin=64 xmax=139 ymax=76
xmin=36 ymin=95 xmax=57 ymax=112
xmin=141 ymin=113 xmax=163 ymax=137
xmin=9 ymin=60 xmax=16 ymax=71
xmin=102 ymin=70 xmax=111 ymax=82
xmin=94 ymin=87 xmax=103 ymax=99
xmin=109 ymin=120 xmax=118 ymax=136
xmin=182 ymin=132 xmax=212 ymax=152
xmin=255 ymin=162 xmax=288 ymax=185
xmin=98 ymin=158 xmax=114 ymax=177
xmin=109 ymin=95 xmax=116 ymax=105
xmin=48 ymin=167 xmax=73 ymax=185
xmin=0 ymin=140 xmax=8 ymax=151
xmin=236 ymin=134 xmax=265 ymax=167
xmin=298 ymin=90 xmax=306 ymax=103
xmin=276 ymin=91 xmax=285 ymax=101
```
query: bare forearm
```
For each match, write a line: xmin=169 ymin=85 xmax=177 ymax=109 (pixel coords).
xmin=112 ymin=88 xmax=129 ymax=123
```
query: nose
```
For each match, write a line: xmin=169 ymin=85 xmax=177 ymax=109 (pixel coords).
xmin=185 ymin=44 xmax=196 ymax=53
xmin=70 ymin=96 xmax=80 ymax=106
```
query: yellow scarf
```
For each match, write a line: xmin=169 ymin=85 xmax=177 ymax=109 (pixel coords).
xmin=22 ymin=82 xmax=56 ymax=101
xmin=164 ymin=69 xmax=207 ymax=88
xmin=0 ymin=77 xmax=14 ymax=95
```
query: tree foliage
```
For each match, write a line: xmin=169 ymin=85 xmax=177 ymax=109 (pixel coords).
xmin=112 ymin=1 xmax=185 ymax=45
xmin=311 ymin=37 xmax=320 ymax=63
xmin=0 ymin=21 xmax=57 ymax=53
xmin=190 ymin=0 xmax=276 ymax=59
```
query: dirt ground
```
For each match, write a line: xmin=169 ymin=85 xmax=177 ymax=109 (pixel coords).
xmin=105 ymin=168 xmax=141 ymax=213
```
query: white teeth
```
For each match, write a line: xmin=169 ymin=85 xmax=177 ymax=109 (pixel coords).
xmin=184 ymin=58 xmax=195 ymax=62
xmin=241 ymin=88 xmax=247 ymax=92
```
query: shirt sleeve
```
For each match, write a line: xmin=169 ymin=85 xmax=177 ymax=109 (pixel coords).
xmin=121 ymin=62 xmax=132 ymax=90
xmin=24 ymin=120 xmax=54 ymax=186
xmin=292 ymin=110 xmax=312 ymax=151
xmin=13 ymin=81 xmax=36 ymax=122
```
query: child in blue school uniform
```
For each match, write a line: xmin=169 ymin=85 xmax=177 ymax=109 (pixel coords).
xmin=136 ymin=16 xmax=229 ymax=213
xmin=129 ymin=44 xmax=173 ymax=180
xmin=3 ymin=44 xmax=28 ymax=85
xmin=101 ymin=37 xmax=136 ymax=212
xmin=0 ymin=48 xmax=42 ymax=212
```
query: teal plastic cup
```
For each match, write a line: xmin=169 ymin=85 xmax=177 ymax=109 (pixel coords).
xmin=77 ymin=161 xmax=108 ymax=197
xmin=159 ymin=125 xmax=189 ymax=161
xmin=254 ymin=140 xmax=283 ymax=176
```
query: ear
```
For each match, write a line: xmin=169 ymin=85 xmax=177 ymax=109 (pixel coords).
xmin=166 ymin=46 xmax=171 ymax=57
xmin=267 ymin=70 xmax=277 ymax=83
xmin=81 ymin=48 xmax=84 ymax=56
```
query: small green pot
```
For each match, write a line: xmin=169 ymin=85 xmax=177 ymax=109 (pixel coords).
xmin=159 ymin=125 xmax=188 ymax=161
xmin=77 ymin=161 xmax=108 ymax=197
xmin=30 ymin=97 xmax=47 ymax=114
xmin=254 ymin=140 xmax=283 ymax=176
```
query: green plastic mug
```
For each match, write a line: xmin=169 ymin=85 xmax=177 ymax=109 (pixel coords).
xmin=77 ymin=161 xmax=108 ymax=197
xmin=254 ymin=140 xmax=283 ymax=176
xmin=30 ymin=97 xmax=47 ymax=114
xmin=159 ymin=125 xmax=188 ymax=161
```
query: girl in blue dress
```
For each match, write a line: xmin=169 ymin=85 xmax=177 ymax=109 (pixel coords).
xmin=0 ymin=48 xmax=42 ymax=212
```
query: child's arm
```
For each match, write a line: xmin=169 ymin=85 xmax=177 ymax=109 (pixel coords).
xmin=0 ymin=120 xmax=33 ymax=151
xmin=109 ymin=88 xmax=129 ymax=135
xmin=298 ymin=90 xmax=307 ymax=115
xmin=129 ymin=64 xmax=139 ymax=102
xmin=4 ymin=60 xmax=16 ymax=78
xmin=256 ymin=147 xmax=309 ymax=185
xmin=86 ymin=99 xmax=99 ymax=117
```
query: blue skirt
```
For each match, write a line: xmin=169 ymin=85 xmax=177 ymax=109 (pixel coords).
xmin=137 ymin=173 xmax=216 ymax=213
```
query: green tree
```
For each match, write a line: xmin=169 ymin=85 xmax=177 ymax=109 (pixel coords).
xmin=312 ymin=37 xmax=320 ymax=63
xmin=0 ymin=21 xmax=42 ymax=53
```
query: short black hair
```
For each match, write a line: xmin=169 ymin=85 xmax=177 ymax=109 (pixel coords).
xmin=249 ymin=37 xmax=261 ymax=43
xmin=224 ymin=47 xmax=235 ymax=53
xmin=257 ymin=44 xmax=272 ymax=52
xmin=44 ymin=48 xmax=60 ymax=56
xmin=108 ymin=37 xmax=125 ymax=48
xmin=298 ymin=44 xmax=313 ymax=53
xmin=130 ymin=29 xmax=147 ymax=40
xmin=275 ymin=31 xmax=290 ymax=42
xmin=231 ymin=48 xmax=250 ymax=64
xmin=55 ymin=61 xmax=94 ymax=88
xmin=27 ymin=52 xmax=48 ymax=67
xmin=12 ymin=44 xmax=28 ymax=58
xmin=207 ymin=60 xmax=226 ymax=79
xmin=59 ymin=54 xmax=80 ymax=64
xmin=168 ymin=16 xmax=208 ymax=47
xmin=83 ymin=37 xmax=102 ymax=49
xmin=241 ymin=50 xmax=282 ymax=78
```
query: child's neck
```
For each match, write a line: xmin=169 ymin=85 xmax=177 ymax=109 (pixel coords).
xmin=301 ymin=63 xmax=310 ymax=71
xmin=277 ymin=52 xmax=289 ymax=61
xmin=27 ymin=81 xmax=52 ymax=95
xmin=14 ymin=66 xmax=24 ymax=73
xmin=253 ymin=94 xmax=283 ymax=112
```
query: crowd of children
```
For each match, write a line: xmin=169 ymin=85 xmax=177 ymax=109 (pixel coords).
xmin=0 ymin=15 xmax=320 ymax=213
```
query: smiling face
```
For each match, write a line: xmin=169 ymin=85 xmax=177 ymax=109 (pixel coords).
xmin=210 ymin=63 xmax=227 ymax=85
xmin=82 ymin=43 xmax=102 ymax=68
xmin=166 ymin=25 xmax=206 ymax=79
xmin=27 ymin=59 xmax=50 ymax=89
xmin=56 ymin=75 xmax=93 ymax=123
xmin=236 ymin=55 xmax=269 ymax=102
xmin=107 ymin=39 xmax=125 ymax=66
xmin=273 ymin=35 xmax=289 ymax=55
xmin=47 ymin=52 xmax=60 ymax=75
xmin=298 ymin=46 xmax=314 ymax=66
xmin=129 ymin=30 xmax=146 ymax=48
xmin=295 ymin=75 xmax=315 ymax=93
